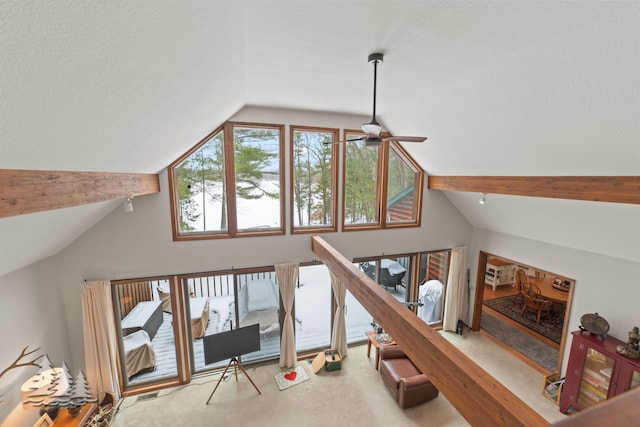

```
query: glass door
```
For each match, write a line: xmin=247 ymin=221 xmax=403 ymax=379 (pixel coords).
xmin=295 ymin=264 xmax=331 ymax=352
xmin=236 ymin=271 xmax=280 ymax=363
xmin=577 ymin=348 xmax=615 ymax=409
xmin=183 ymin=273 xmax=236 ymax=372
xmin=113 ymin=278 xmax=181 ymax=389
xmin=631 ymin=369 xmax=640 ymax=390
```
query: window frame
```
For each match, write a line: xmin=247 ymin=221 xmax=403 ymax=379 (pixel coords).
xmin=169 ymin=121 xmax=286 ymax=240
xmin=341 ymin=130 xmax=423 ymax=231
xmin=384 ymin=141 xmax=424 ymax=228
xmin=289 ymin=125 xmax=339 ymax=234
xmin=341 ymin=129 xmax=384 ymax=230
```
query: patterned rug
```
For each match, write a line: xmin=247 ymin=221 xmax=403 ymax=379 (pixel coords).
xmin=481 ymin=312 xmax=559 ymax=372
xmin=483 ymin=294 xmax=563 ymax=344
xmin=274 ymin=365 xmax=310 ymax=391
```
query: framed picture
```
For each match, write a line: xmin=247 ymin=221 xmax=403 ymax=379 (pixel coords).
xmin=33 ymin=413 xmax=54 ymax=427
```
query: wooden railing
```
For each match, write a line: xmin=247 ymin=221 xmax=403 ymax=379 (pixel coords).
xmin=312 ymin=235 xmax=548 ymax=427
xmin=186 ymin=275 xmax=234 ymax=298
xmin=114 ymin=281 xmax=153 ymax=318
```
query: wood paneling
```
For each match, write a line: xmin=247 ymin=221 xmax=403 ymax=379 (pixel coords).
xmin=0 ymin=169 xmax=160 ymax=218
xmin=311 ymin=236 xmax=547 ymax=427
xmin=427 ymin=176 xmax=640 ymax=204
xmin=427 ymin=251 xmax=448 ymax=283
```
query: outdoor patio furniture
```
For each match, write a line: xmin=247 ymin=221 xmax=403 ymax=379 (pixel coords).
xmin=123 ymin=329 xmax=156 ymax=378
xmin=121 ymin=300 xmax=163 ymax=339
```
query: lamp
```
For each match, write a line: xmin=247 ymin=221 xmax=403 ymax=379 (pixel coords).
xmin=478 ymin=193 xmax=486 ymax=205
xmin=124 ymin=197 xmax=134 ymax=213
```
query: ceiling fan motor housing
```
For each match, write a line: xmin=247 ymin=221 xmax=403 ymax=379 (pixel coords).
xmin=368 ymin=53 xmax=383 ymax=64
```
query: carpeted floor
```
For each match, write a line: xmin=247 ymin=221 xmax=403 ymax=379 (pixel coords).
xmin=481 ymin=312 xmax=559 ymax=372
xmin=483 ymin=294 xmax=563 ymax=344
xmin=110 ymin=334 xmax=567 ymax=427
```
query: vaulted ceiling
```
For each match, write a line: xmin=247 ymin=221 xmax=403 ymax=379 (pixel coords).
xmin=1 ymin=1 xmax=639 ymax=276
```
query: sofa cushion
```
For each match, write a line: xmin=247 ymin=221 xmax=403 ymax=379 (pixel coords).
xmin=381 ymin=358 xmax=421 ymax=384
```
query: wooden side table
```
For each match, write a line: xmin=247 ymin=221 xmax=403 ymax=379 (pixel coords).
xmin=53 ymin=403 xmax=96 ymax=426
xmin=366 ymin=330 xmax=396 ymax=370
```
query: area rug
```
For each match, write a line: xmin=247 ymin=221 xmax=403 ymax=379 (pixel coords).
xmin=483 ymin=294 xmax=563 ymax=344
xmin=481 ymin=312 xmax=559 ymax=372
xmin=274 ymin=365 xmax=310 ymax=391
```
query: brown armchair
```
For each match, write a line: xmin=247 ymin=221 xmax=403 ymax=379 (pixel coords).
xmin=519 ymin=282 xmax=553 ymax=324
xmin=379 ymin=345 xmax=439 ymax=409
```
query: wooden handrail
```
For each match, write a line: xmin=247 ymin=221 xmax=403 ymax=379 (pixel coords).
xmin=311 ymin=236 xmax=548 ymax=427
xmin=551 ymin=387 xmax=640 ymax=426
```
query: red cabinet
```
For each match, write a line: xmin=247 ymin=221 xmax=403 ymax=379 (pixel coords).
xmin=560 ymin=331 xmax=640 ymax=414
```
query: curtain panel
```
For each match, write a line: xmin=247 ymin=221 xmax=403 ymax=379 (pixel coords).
xmin=330 ymin=272 xmax=348 ymax=358
xmin=275 ymin=263 xmax=299 ymax=368
xmin=82 ymin=280 xmax=121 ymax=401
xmin=443 ymin=246 xmax=467 ymax=332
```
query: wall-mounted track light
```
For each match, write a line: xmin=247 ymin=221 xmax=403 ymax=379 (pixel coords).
xmin=124 ymin=197 xmax=134 ymax=213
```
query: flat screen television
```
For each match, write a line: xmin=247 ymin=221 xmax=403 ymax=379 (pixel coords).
xmin=203 ymin=323 xmax=261 ymax=365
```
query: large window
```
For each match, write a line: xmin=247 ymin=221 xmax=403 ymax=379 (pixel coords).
xmin=169 ymin=120 xmax=422 ymax=240
xmin=343 ymin=135 xmax=381 ymax=227
xmin=343 ymin=130 xmax=423 ymax=230
xmin=170 ymin=122 xmax=284 ymax=239
xmin=113 ymin=247 xmax=448 ymax=395
xmin=290 ymin=127 xmax=338 ymax=233
xmin=386 ymin=144 xmax=422 ymax=225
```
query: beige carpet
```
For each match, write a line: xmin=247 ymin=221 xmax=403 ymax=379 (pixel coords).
xmin=111 ymin=331 xmax=567 ymax=426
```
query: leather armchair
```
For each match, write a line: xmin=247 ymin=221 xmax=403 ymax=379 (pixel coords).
xmin=379 ymin=345 xmax=439 ymax=409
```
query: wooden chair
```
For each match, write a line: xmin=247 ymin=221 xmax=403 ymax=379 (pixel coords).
xmin=515 ymin=269 xmax=528 ymax=293
xmin=519 ymin=282 xmax=553 ymax=324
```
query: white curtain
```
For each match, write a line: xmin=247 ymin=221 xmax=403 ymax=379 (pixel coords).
xmin=82 ymin=280 xmax=121 ymax=401
xmin=330 ymin=272 xmax=348 ymax=358
xmin=443 ymin=246 xmax=467 ymax=332
xmin=276 ymin=263 xmax=298 ymax=368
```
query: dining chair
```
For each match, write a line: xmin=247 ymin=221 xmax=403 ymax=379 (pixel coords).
xmin=515 ymin=269 xmax=528 ymax=293
xmin=519 ymin=282 xmax=553 ymax=324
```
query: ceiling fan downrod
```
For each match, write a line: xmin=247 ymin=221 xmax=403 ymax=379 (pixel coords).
xmin=365 ymin=53 xmax=384 ymax=133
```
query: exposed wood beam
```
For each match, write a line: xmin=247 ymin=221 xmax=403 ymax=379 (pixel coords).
xmin=0 ymin=169 xmax=160 ymax=218
xmin=311 ymin=236 xmax=548 ymax=427
xmin=427 ymin=176 xmax=640 ymax=204
xmin=551 ymin=387 xmax=640 ymax=426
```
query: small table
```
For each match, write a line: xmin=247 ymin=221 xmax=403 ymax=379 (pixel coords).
xmin=366 ymin=330 xmax=396 ymax=370
xmin=528 ymin=277 xmax=569 ymax=304
xmin=53 ymin=402 xmax=97 ymax=426
xmin=528 ymin=277 xmax=569 ymax=319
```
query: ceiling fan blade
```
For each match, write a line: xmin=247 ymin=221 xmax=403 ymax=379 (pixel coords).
xmin=323 ymin=137 xmax=365 ymax=145
xmin=382 ymin=136 xmax=428 ymax=143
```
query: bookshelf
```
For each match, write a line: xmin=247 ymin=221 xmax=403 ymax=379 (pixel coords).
xmin=560 ymin=331 xmax=640 ymax=414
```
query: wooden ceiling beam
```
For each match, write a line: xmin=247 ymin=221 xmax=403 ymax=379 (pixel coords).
xmin=0 ymin=169 xmax=160 ymax=218
xmin=311 ymin=235 xmax=548 ymax=427
xmin=427 ymin=176 xmax=640 ymax=205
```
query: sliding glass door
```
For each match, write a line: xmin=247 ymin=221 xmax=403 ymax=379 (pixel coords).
xmin=295 ymin=264 xmax=332 ymax=352
xmin=113 ymin=277 xmax=181 ymax=389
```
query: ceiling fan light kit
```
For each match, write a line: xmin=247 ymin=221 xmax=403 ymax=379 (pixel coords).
xmin=326 ymin=52 xmax=427 ymax=147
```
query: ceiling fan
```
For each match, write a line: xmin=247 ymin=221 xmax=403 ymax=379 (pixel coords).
xmin=327 ymin=53 xmax=428 ymax=147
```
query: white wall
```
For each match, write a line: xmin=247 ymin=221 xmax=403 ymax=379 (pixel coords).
xmin=52 ymin=107 xmax=473 ymax=370
xmin=0 ymin=258 xmax=72 ymax=425
xmin=469 ymin=228 xmax=640 ymax=373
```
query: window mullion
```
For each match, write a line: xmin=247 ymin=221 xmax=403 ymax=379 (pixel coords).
xmin=224 ymin=122 xmax=238 ymax=236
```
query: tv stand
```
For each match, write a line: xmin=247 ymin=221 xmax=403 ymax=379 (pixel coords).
xmin=205 ymin=357 xmax=261 ymax=404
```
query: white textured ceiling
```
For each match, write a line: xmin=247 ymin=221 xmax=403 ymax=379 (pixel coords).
xmin=1 ymin=1 xmax=639 ymax=275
